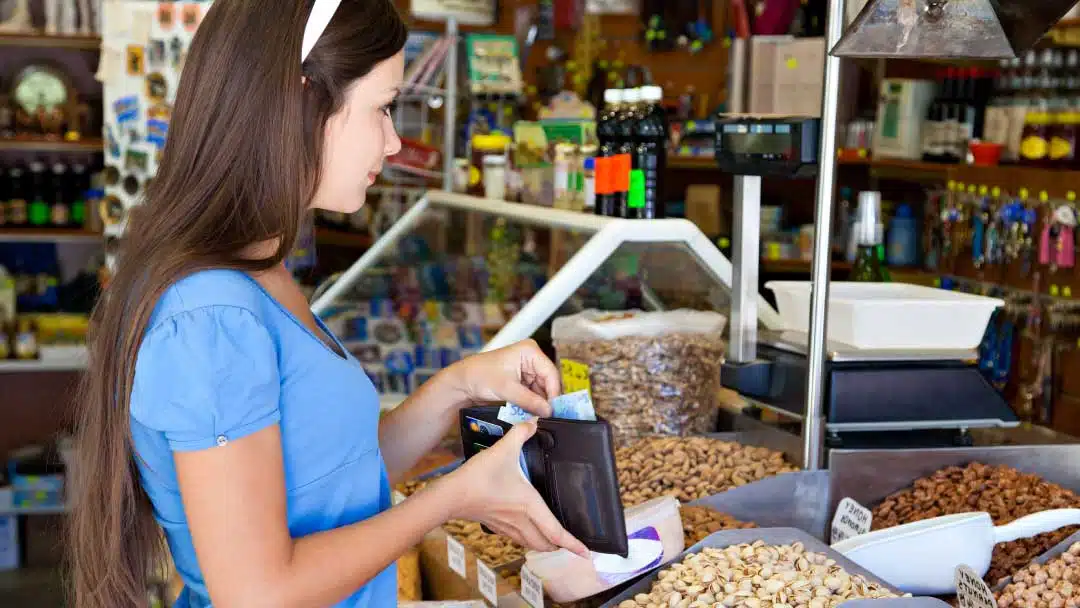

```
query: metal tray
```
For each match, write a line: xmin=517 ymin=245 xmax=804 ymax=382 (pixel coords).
xmin=827 ymin=445 xmax=1080 ymax=520
xmin=599 ymin=527 xmax=951 ymax=607
xmin=689 ymin=470 xmax=831 ymax=541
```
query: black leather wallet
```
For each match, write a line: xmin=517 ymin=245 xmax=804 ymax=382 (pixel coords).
xmin=459 ymin=406 xmax=629 ymax=557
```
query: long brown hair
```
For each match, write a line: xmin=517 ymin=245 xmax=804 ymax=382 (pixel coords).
xmin=68 ymin=2 xmax=406 ymax=606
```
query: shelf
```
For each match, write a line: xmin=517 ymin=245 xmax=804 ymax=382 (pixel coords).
xmin=0 ymin=32 xmax=101 ymax=50
xmin=0 ymin=137 xmax=103 ymax=153
xmin=838 ymin=157 xmax=950 ymax=173
xmin=315 ymin=227 xmax=373 ymax=249
xmin=0 ymin=360 xmax=85 ymax=373
xmin=0 ymin=504 xmax=67 ymax=516
xmin=762 ymin=258 xmax=853 ymax=273
xmin=668 ymin=156 xmax=717 ymax=170
xmin=0 ymin=227 xmax=102 ymax=243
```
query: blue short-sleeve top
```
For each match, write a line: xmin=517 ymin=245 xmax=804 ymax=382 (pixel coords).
xmin=128 ymin=269 xmax=394 ymax=608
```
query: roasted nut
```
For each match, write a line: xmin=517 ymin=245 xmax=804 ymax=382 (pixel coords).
xmin=617 ymin=436 xmax=798 ymax=506
xmin=621 ymin=541 xmax=905 ymax=607
xmin=871 ymin=462 xmax=1080 ymax=584
xmin=997 ymin=541 xmax=1080 ymax=608
xmin=680 ymin=506 xmax=756 ymax=546
xmin=555 ymin=331 xmax=726 ymax=442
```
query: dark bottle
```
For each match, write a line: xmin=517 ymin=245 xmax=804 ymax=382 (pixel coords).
xmin=27 ymin=162 xmax=49 ymax=227
xmin=7 ymin=164 xmax=27 ymax=227
xmin=595 ymin=89 xmax=624 ymax=217
xmin=629 ymin=85 xmax=667 ymax=219
xmin=612 ymin=88 xmax=641 ymax=218
xmin=921 ymin=70 xmax=943 ymax=162
xmin=49 ymin=162 xmax=70 ymax=227
xmin=0 ymin=166 xmax=8 ymax=227
xmin=941 ymin=67 xmax=964 ymax=163
xmin=70 ymin=163 xmax=88 ymax=227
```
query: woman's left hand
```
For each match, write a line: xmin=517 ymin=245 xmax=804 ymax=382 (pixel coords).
xmin=445 ymin=339 xmax=560 ymax=417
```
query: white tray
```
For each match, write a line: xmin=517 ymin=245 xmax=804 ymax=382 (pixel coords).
xmin=765 ymin=281 xmax=1003 ymax=351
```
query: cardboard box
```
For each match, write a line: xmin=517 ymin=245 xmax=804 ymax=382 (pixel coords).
xmin=748 ymin=37 xmax=826 ymax=117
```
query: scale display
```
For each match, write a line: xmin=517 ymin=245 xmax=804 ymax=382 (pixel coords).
xmin=713 ymin=115 xmax=821 ymax=178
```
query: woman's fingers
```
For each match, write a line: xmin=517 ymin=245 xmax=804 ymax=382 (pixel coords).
xmin=525 ymin=493 xmax=589 ymax=558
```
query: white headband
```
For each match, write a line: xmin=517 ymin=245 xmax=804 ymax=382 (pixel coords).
xmin=301 ymin=0 xmax=342 ymax=62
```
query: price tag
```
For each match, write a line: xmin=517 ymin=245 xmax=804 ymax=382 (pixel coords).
xmin=560 ymin=359 xmax=591 ymax=394
xmin=446 ymin=536 xmax=467 ymax=578
xmin=476 ymin=558 xmax=498 ymax=606
xmin=830 ymin=497 xmax=872 ymax=544
xmin=520 ymin=564 xmax=545 ymax=608
xmin=955 ymin=564 xmax=998 ymax=608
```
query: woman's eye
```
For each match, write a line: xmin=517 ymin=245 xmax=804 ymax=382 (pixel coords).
xmin=380 ymin=102 xmax=395 ymax=116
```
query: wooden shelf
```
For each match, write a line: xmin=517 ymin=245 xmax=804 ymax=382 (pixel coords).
xmin=0 ymin=32 xmax=100 ymax=50
xmin=838 ymin=157 xmax=950 ymax=173
xmin=0 ymin=227 xmax=102 ymax=243
xmin=0 ymin=137 xmax=103 ymax=153
xmin=668 ymin=156 xmax=717 ymax=170
xmin=315 ymin=227 xmax=373 ymax=248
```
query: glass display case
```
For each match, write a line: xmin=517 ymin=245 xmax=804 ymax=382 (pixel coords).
xmin=310 ymin=190 xmax=781 ymax=405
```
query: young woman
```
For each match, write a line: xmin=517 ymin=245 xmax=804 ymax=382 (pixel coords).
xmin=68 ymin=1 xmax=587 ymax=607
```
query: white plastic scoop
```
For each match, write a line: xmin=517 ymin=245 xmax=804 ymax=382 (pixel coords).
xmin=832 ymin=508 xmax=1080 ymax=595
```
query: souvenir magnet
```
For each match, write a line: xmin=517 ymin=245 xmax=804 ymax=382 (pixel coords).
xmin=105 ymin=125 xmax=121 ymax=158
xmin=103 ymin=165 xmax=121 ymax=187
xmin=181 ymin=4 xmax=201 ymax=32
xmin=158 ymin=3 xmax=175 ymax=30
xmin=169 ymin=37 xmax=184 ymax=67
xmin=101 ymin=196 xmax=126 ymax=226
xmin=149 ymin=40 xmax=166 ymax=67
xmin=126 ymin=45 xmax=146 ymax=76
xmin=147 ymin=119 xmax=168 ymax=149
xmin=128 ymin=127 xmax=142 ymax=144
xmin=146 ymin=73 xmax=168 ymax=104
xmin=125 ymin=148 xmax=149 ymax=173
xmin=148 ymin=103 xmax=172 ymax=122
xmin=122 ymin=175 xmax=140 ymax=196
xmin=105 ymin=235 xmax=122 ymax=257
xmin=113 ymin=96 xmax=140 ymax=124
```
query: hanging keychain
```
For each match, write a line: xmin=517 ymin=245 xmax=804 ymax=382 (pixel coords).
xmin=972 ymin=196 xmax=988 ymax=268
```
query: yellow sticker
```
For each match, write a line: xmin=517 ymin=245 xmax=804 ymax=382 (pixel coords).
xmin=1020 ymin=188 xmax=1030 ymax=200
xmin=957 ymin=183 xmax=966 ymax=192
xmin=992 ymin=187 xmax=1001 ymax=197
xmin=718 ymin=237 xmax=731 ymax=248
xmin=1066 ymin=287 xmax=1074 ymax=298
xmin=1070 ymin=191 xmax=1077 ymax=202
xmin=968 ymin=185 xmax=977 ymax=194
xmin=468 ymin=165 xmax=481 ymax=186
xmin=979 ymin=185 xmax=988 ymax=196
xmin=1040 ymin=191 xmax=1050 ymax=202
xmin=947 ymin=180 xmax=956 ymax=191
xmin=786 ymin=57 xmax=798 ymax=70
xmin=858 ymin=148 xmax=868 ymax=158
xmin=560 ymin=359 xmax=591 ymax=394
xmin=1051 ymin=284 xmax=1060 ymax=297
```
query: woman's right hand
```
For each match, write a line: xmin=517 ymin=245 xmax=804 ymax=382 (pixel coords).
xmin=438 ymin=420 xmax=590 ymax=558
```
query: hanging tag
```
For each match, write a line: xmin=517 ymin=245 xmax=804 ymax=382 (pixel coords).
xmin=955 ymin=564 xmax=998 ymax=608
xmin=520 ymin=565 xmax=545 ymax=608
xmin=446 ymin=536 xmax=467 ymax=578
xmin=560 ymin=359 xmax=591 ymax=394
xmin=830 ymin=497 xmax=872 ymax=544
xmin=476 ymin=558 xmax=498 ymax=606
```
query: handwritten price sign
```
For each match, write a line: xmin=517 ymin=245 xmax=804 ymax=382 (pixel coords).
xmin=560 ymin=358 xmax=591 ymax=395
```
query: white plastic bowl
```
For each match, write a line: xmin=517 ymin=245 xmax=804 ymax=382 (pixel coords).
xmin=765 ymin=281 xmax=1003 ymax=351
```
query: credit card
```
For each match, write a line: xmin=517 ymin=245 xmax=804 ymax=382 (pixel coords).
xmin=466 ymin=415 xmax=505 ymax=437
xmin=471 ymin=440 xmax=530 ymax=482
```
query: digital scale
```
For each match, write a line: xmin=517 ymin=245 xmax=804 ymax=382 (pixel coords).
xmin=713 ymin=114 xmax=1018 ymax=450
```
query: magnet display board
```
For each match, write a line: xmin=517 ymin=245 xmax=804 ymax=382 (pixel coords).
xmin=99 ymin=0 xmax=212 ymax=267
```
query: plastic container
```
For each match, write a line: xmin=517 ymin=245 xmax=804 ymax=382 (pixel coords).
xmin=765 ymin=281 xmax=1003 ymax=351
xmin=886 ymin=203 xmax=917 ymax=266
xmin=552 ymin=309 xmax=727 ymax=441
xmin=523 ymin=496 xmax=684 ymax=603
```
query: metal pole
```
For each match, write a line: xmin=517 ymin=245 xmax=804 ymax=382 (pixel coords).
xmin=730 ymin=175 xmax=761 ymax=364
xmin=802 ymin=0 xmax=846 ymax=470
xmin=441 ymin=17 xmax=458 ymax=192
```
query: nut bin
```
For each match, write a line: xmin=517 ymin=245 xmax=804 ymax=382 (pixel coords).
xmin=616 ymin=436 xmax=798 ymax=507
xmin=829 ymin=446 xmax=1080 ymax=585
xmin=680 ymin=505 xmax=756 ymax=546
xmin=996 ymin=530 xmax=1080 ymax=605
xmin=601 ymin=528 xmax=952 ymax=608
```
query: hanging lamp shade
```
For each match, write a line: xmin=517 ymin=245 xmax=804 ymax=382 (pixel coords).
xmin=831 ymin=0 xmax=1077 ymax=59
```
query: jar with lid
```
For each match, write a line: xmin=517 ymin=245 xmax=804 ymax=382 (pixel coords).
xmin=469 ymin=132 xmax=511 ymax=196
xmin=1019 ymin=111 xmax=1052 ymax=166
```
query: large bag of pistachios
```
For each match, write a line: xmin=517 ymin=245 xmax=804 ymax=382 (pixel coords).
xmin=551 ymin=309 xmax=726 ymax=443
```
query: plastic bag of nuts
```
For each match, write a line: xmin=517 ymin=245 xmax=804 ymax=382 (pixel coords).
xmin=871 ymin=462 xmax=1080 ymax=585
xmin=552 ymin=310 xmax=727 ymax=442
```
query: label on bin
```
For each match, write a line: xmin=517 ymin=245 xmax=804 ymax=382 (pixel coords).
xmin=830 ymin=497 xmax=872 ymax=544
xmin=520 ymin=564 xmax=544 ymax=608
xmin=560 ymin=358 xmax=591 ymax=394
xmin=477 ymin=558 xmax=498 ymax=605
xmin=447 ymin=536 xmax=467 ymax=578
xmin=955 ymin=564 xmax=998 ymax=608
